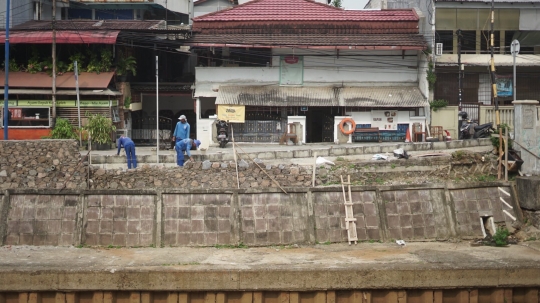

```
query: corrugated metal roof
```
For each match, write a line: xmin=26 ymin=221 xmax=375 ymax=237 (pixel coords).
xmin=0 ymin=88 xmax=122 ymax=96
xmin=341 ymin=86 xmax=428 ymax=107
xmin=0 ymin=72 xmax=115 ymax=89
xmin=0 ymin=30 xmax=119 ymax=44
xmin=194 ymin=0 xmax=419 ymax=22
xmin=187 ymin=33 xmax=426 ymax=49
xmin=215 ymin=85 xmax=427 ymax=107
xmin=12 ymin=20 xmax=165 ymax=31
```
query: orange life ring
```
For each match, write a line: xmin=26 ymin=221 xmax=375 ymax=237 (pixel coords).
xmin=339 ymin=118 xmax=356 ymax=135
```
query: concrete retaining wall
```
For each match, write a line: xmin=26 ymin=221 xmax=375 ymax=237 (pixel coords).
xmin=0 ymin=183 xmax=519 ymax=247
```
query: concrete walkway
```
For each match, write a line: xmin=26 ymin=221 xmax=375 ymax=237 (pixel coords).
xmin=1 ymin=242 xmax=540 ymax=290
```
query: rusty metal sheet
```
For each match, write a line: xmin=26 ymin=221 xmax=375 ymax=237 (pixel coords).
xmin=0 ymin=72 xmax=115 ymax=89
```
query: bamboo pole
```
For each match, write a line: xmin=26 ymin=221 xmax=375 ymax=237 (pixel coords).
xmin=504 ymin=127 xmax=508 ymax=181
xmin=233 ymin=142 xmax=288 ymax=194
xmin=312 ymin=152 xmax=317 ymax=187
xmin=231 ymin=123 xmax=240 ymax=189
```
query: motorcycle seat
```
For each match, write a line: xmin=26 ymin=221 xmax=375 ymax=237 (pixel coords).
xmin=474 ymin=123 xmax=493 ymax=131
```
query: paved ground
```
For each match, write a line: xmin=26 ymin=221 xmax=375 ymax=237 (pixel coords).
xmin=2 ymin=241 xmax=540 ymax=271
xmin=2 ymin=242 xmax=540 ymax=290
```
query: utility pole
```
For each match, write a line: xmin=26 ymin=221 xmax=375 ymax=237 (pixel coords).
xmin=457 ymin=29 xmax=463 ymax=108
xmin=3 ymin=0 xmax=10 ymax=140
xmin=489 ymin=0 xmax=502 ymax=179
xmin=51 ymin=0 xmax=57 ymax=127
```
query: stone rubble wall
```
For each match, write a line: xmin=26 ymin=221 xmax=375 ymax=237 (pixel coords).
xmin=0 ymin=140 xmax=86 ymax=190
xmin=89 ymin=160 xmax=312 ymax=190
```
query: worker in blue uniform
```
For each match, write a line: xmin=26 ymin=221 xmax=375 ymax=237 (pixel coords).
xmin=117 ymin=136 xmax=137 ymax=169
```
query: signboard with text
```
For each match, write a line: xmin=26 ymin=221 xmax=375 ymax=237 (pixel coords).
xmin=6 ymin=100 xmax=117 ymax=107
xmin=371 ymin=110 xmax=398 ymax=130
xmin=217 ymin=104 xmax=246 ymax=123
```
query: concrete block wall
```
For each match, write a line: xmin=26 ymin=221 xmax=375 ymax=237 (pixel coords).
xmin=449 ymin=186 xmax=515 ymax=237
xmin=314 ymin=191 xmax=381 ymax=242
xmin=162 ymin=193 xmax=233 ymax=246
xmin=84 ymin=195 xmax=155 ymax=247
xmin=240 ymin=193 xmax=309 ymax=245
xmin=380 ymin=189 xmax=447 ymax=240
xmin=0 ymin=183 xmax=520 ymax=247
xmin=4 ymin=194 xmax=80 ymax=246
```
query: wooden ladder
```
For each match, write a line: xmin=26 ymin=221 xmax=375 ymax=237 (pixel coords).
xmin=341 ymin=175 xmax=358 ymax=245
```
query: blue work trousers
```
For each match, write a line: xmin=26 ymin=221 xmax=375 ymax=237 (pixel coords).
xmin=176 ymin=149 xmax=185 ymax=166
xmin=124 ymin=143 xmax=137 ymax=169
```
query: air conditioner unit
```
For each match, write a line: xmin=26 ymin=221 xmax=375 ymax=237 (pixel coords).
xmin=435 ymin=43 xmax=443 ymax=56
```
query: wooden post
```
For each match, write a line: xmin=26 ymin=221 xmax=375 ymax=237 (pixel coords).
xmin=312 ymin=152 xmax=317 ymax=187
xmin=504 ymin=127 xmax=509 ymax=181
xmin=231 ymin=123 xmax=240 ymax=189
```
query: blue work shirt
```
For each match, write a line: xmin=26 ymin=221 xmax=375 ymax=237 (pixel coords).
xmin=175 ymin=138 xmax=193 ymax=157
xmin=117 ymin=137 xmax=135 ymax=155
xmin=173 ymin=121 xmax=190 ymax=140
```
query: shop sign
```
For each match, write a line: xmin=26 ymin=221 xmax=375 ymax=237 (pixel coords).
xmin=371 ymin=110 xmax=398 ymax=130
xmin=11 ymin=100 xmax=114 ymax=107
xmin=217 ymin=104 xmax=245 ymax=123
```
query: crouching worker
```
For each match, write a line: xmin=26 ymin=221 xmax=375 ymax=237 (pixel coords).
xmin=117 ymin=136 xmax=137 ymax=169
xmin=175 ymin=138 xmax=201 ymax=166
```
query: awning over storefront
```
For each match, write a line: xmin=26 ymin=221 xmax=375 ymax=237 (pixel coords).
xmin=215 ymin=85 xmax=428 ymax=108
xmin=0 ymin=30 xmax=120 ymax=44
xmin=0 ymin=88 xmax=121 ymax=96
xmin=0 ymin=72 xmax=115 ymax=89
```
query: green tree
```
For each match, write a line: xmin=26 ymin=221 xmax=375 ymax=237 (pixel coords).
xmin=331 ymin=0 xmax=342 ymax=8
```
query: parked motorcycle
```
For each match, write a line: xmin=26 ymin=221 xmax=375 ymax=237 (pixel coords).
xmin=216 ymin=120 xmax=229 ymax=148
xmin=458 ymin=111 xmax=495 ymax=139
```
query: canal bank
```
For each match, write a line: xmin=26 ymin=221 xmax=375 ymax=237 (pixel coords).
xmin=1 ymin=242 xmax=540 ymax=298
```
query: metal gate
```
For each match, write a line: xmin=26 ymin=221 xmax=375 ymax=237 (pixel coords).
xmin=460 ymin=102 xmax=481 ymax=122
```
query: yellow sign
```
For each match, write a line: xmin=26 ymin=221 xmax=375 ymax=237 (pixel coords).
xmin=217 ymin=104 xmax=245 ymax=123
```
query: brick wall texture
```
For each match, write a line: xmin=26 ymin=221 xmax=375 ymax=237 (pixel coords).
xmin=84 ymin=195 xmax=155 ymax=246
xmin=5 ymin=195 xmax=80 ymax=246
xmin=450 ymin=186 xmax=516 ymax=237
xmin=314 ymin=191 xmax=381 ymax=242
xmin=0 ymin=185 xmax=519 ymax=247
xmin=162 ymin=194 xmax=232 ymax=246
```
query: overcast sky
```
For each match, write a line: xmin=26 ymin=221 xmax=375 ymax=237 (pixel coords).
xmin=342 ymin=0 xmax=369 ymax=9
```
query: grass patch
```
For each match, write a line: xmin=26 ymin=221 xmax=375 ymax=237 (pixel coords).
xmin=335 ymin=157 xmax=345 ymax=161
xmin=215 ymin=242 xmax=248 ymax=249
xmin=477 ymin=175 xmax=497 ymax=182
xmin=107 ymin=245 xmax=122 ymax=249
xmin=452 ymin=150 xmax=465 ymax=160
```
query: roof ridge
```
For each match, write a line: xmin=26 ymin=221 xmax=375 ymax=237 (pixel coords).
xmin=193 ymin=0 xmax=345 ymax=21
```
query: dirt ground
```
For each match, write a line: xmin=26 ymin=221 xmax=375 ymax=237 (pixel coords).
xmin=316 ymin=148 xmax=510 ymax=187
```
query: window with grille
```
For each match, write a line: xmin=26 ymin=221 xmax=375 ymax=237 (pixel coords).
xmin=435 ymin=31 xmax=454 ymax=53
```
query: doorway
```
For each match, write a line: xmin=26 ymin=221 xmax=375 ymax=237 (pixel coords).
xmin=305 ymin=107 xmax=335 ymax=143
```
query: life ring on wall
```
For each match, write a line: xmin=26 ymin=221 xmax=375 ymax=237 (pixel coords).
xmin=339 ymin=118 xmax=356 ymax=135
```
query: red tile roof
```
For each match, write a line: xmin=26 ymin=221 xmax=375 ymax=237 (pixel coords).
xmin=187 ymin=33 xmax=426 ymax=50
xmin=193 ymin=0 xmax=419 ymax=22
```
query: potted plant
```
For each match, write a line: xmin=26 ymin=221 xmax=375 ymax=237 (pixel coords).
xmin=124 ymin=95 xmax=131 ymax=111
xmin=116 ymin=54 xmax=137 ymax=82
xmin=84 ymin=113 xmax=116 ymax=150
xmin=49 ymin=117 xmax=78 ymax=139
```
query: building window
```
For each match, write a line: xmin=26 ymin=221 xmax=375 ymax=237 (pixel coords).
xmin=436 ymin=31 xmax=454 ymax=53
xmin=480 ymin=31 xmax=500 ymax=53
xmin=460 ymin=31 xmax=477 ymax=53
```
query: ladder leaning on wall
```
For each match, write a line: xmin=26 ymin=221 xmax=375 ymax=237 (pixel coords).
xmin=341 ymin=175 xmax=358 ymax=245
